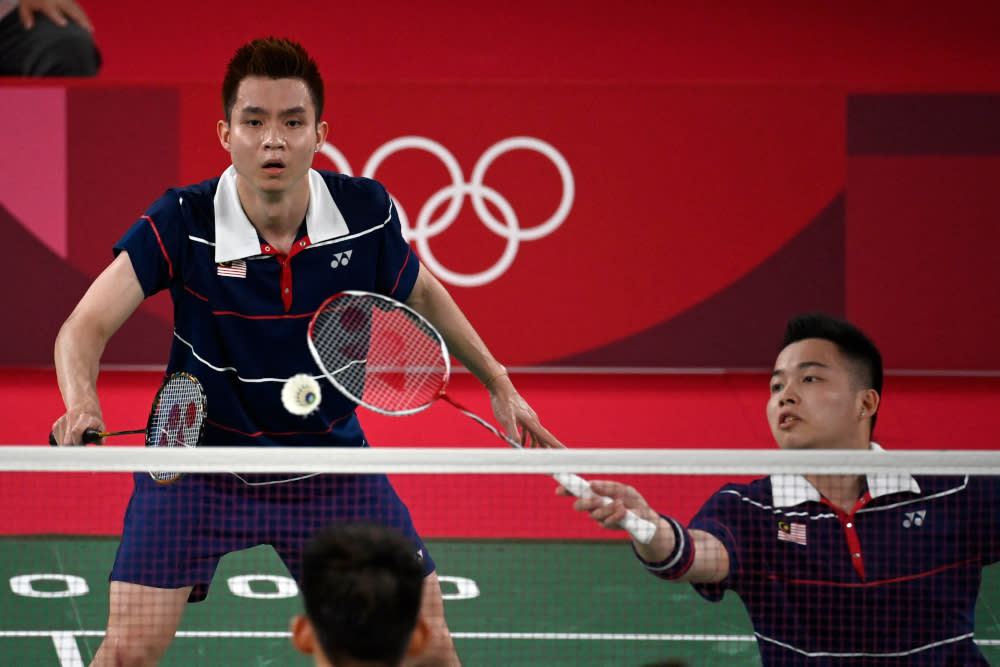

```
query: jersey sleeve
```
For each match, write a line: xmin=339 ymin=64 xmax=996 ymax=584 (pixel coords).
xmin=113 ymin=190 xmax=187 ymax=298
xmin=687 ymin=483 xmax=751 ymax=602
xmin=372 ymin=184 xmax=420 ymax=301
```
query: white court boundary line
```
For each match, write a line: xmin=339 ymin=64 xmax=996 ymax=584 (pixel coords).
xmin=11 ymin=631 xmax=761 ymax=667
xmin=2 ymin=630 xmax=755 ymax=639
xmin=6 ymin=630 xmax=997 ymax=642
xmin=4 ymin=631 xmax=1000 ymax=667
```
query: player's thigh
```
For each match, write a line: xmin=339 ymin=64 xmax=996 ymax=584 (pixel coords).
xmin=104 ymin=581 xmax=191 ymax=645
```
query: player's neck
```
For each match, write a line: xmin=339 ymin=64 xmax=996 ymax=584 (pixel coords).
xmin=803 ymin=436 xmax=870 ymax=513
xmin=238 ymin=181 xmax=310 ymax=255
xmin=806 ymin=473 xmax=865 ymax=514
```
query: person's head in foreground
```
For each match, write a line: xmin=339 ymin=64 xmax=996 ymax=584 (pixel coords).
xmin=291 ymin=521 xmax=430 ymax=667
xmin=768 ymin=312 xmax=883 ymax=451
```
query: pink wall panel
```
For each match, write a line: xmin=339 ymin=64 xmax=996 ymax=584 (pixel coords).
xmin=0 ymin=88 xmax=66 ymax=257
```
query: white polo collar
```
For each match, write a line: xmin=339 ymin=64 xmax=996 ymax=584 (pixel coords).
xmin=213 ymin=166 xmax=350 ymax=263
xmin=771 ymin=442 xmax=921 ymax=508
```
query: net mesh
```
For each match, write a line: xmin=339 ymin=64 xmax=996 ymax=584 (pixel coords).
xmin=309 ymin=293 xmax=449 ymax=415
xmin=2 ymin=446 xmax=1000 ymax=666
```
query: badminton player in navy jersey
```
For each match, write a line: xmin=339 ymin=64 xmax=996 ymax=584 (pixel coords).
xmin=563 ymin=313 xmax=1000 ymax=665
xmin=50 ymin=37 xmax=563 ymax=666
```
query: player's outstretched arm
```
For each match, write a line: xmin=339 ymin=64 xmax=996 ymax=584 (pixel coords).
xmin=405 ymin=265 xmax=565 ymax=449
xmin=52 ymin=252 xmax=145 ymax=445
xmin=559 ymin=479 xmax=730 ymax=583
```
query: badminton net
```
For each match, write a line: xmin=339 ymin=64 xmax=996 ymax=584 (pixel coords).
xmin=1 ymin=446 xmax=1000 ymax=666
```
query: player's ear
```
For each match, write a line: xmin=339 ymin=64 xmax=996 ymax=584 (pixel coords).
xmin=290 ymin=614 xmax=316 ymax=656
xmin=405 ymin=615 xmax=432 ymax=657
xmin=217 ymin=119 xmax=231 ymax=152
xmin=315 ymin=121 xmax=329 ymax=151
xmin=859 ymin=388 xmax=879 ymax=421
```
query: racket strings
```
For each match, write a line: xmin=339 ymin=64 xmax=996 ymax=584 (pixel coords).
xmin=148 ymin=373 xmax=207 ymax=483
xmin=311 ymin=294 xmax=448 ymax=414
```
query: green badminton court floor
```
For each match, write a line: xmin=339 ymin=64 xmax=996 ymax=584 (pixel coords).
xmin=3 ymin=537 xmax=1000 ymax=666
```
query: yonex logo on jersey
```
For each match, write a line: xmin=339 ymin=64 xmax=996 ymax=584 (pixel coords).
xmin=330 ymin=250 xmax=352 ymax=268
xmin=903 ymin=510 xmax=927 ymax=528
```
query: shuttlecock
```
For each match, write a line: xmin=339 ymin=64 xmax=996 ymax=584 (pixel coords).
xmin=282 ymin=374 xmax=322 ymax=416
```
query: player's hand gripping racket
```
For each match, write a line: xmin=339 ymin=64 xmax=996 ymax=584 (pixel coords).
xmin=49 ymin=372 xmax=206 ymax=484
xmin=307 ymin=291 xmax=657 ymax=543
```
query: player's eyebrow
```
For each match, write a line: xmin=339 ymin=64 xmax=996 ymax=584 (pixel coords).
xmin=239 ymin=105 xmax=307 ymax=116
xmin=770 ymin=361 xmax=830 ymax=378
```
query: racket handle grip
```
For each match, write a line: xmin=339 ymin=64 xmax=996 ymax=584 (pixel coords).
xmin=82 ymin=429 xmax=103 ymax=444
xmin=553 ymin=473 xmax=658 ymax=544
xmin=620 ymin=512 xmax=658 ymax=545
xmin=48 ymin=429 xmax=103 ymax=446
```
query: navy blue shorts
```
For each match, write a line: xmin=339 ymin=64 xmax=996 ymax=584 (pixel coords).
xmin=110 ymin=472 xmax=435 ymax=602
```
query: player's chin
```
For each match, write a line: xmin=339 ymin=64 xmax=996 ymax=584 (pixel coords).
xmin=774 ymin=432 xmax=810 ymax=450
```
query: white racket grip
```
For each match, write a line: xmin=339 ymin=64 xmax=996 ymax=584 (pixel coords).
xmin=553 ymin=472 xmax=658 ymax=544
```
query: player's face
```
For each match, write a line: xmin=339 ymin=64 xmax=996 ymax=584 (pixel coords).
xmin=218 ymin=76 xmax=328 ymax=199
xmin=766 ymin=338 xmax=868 ymax=450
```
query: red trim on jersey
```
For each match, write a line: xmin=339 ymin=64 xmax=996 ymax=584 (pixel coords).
xmin=143 ymin=215 xmax=173 ymax=279
xmin=820 ymin=490 xmax=872 ymax=579
xmin=184 ymin=285 xmax=209 ymax=302
xmin=765 ymin=558 xmax=980 ymax=588
xmin=189 ymin=282 xmax=315 ymax=319
xmin=205 ymin=411 xmax=350 ymax=438
xmin=259 ymin=236 xmax=312 ymax=312
xmin=210 ymin=310 xmax=313 ymax=320
xmin=390 ymin=246 xmax=412 ymax=296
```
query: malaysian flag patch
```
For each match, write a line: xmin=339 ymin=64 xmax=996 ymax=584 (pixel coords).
xmin=217 ymin=259 xmax=247 ymax=278
xmin=777 ymin=521 xmax=807 ymax=546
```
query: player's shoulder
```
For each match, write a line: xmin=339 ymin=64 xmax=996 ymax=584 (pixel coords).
xmin=719 ymin=476 xmax=769 ymax=495
xmin=149 ymin=177 xmax=219 ymax=218
xmin=144 ymin=177 xmax=220 ymax=230
xmin=313 ymin=169 xmax=389 ymax=209
xmin=705 ymin=477 xmax=768 ymax=505
xmin=915 ymin=473 xmax=995 ymax=498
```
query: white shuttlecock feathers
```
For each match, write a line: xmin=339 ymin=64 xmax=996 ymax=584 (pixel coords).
xmin=282 ymin=374 xmax=322 ymax=416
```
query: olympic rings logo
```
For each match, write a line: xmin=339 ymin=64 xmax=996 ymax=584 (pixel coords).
xmin=316 ymin=137 xmax=574 ymax=287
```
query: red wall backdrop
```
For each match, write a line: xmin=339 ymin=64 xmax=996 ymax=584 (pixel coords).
xmin=3 ymin=0 xmax=1000 ymax=370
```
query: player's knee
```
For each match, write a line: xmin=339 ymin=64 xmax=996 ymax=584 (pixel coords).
xmin=97 ymin=627 xmax=174 ymax=667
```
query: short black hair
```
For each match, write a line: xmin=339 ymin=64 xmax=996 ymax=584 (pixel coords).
xmin=301 ymin=521 xmax=424 ymax=666
xmin=222 ymin=37 xmax=324 ymax=124
xmin=782 ymin=312 xmax=883 ymax=434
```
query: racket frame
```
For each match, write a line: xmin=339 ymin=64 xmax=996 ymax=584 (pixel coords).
xmin=307 ymin=290 xmax=658 ymax=544
xmin=144 ymin=371 xmax=207 ymax=484
xmin=307 ymin=290 xmax=451 ymax=417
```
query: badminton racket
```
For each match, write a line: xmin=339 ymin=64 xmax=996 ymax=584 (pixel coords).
xmin=49 ymin=372 xmax=207 ymax=483
xmin=307 ymin=290 xmax=657 ymax=543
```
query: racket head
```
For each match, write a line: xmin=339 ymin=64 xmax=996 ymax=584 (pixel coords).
xmin=145 ymin=372 xmax=207 ymax=483
xmin=307 ymin=291 xmax=450 ymax=415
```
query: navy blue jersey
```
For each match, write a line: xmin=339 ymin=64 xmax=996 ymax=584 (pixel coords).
xmin=686 ymin=467 xmax=1000 ymax=665
xmin=115 ymin=167 xmax=419 ymax=447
